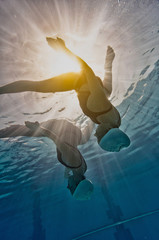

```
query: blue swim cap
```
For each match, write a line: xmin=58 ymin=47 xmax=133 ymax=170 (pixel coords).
xmin=99 ymin=128 xmax=130 ymax=152
xmin=73 ymin=179 xmax=94 ymax=201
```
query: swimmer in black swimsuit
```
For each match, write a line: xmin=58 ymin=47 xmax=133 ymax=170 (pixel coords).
xmin=0 ymin=37 xmax=130 ymax=152
xmin=0 ymin=117 xmax=94 ymax=200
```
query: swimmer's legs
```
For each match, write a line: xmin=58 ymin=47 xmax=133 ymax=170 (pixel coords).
xmin=103 ymin=46 xmax=115 ymax=96
xmin=0 ymin=72 xmax=80 ymax=94
xmin=0 ymin=80 xmax=38 ymax=94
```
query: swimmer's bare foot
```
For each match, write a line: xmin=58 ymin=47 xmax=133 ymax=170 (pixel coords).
xmin=105 ymin=46 xmax=115 ymax=67
xmin=25 ymin=121 xmax=40 ymax=131
xmin=46 ymin=37 xmax=66 ymax=51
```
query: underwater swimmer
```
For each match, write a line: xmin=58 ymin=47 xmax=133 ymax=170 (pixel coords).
xmin=0 ymin=37 xmax=130 ymax=152
xmin=0 ymin=117 xmax=94 ymax=200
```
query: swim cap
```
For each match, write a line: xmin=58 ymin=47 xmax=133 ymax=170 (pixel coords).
xmin=73 ymin=179 xmax=94 ymax=201
xmin=99 ymin=128 xmax=130 ymax=152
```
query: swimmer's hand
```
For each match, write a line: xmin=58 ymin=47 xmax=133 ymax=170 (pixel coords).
xmin=46 ymin=37 xmax=66 ymax=51
xmin=25 ymin=121 xmax=40 ymax=131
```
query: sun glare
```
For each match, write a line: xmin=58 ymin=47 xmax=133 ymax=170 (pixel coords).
xmin=44 ymin=49 xmax=81 ymax=77
xmin=57 ymin=52 xmax=81 ymax=74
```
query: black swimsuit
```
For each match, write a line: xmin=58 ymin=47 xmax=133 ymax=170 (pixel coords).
xmin=75 ymin=75 xmax=114 ymax=124
xmin=77 ymin=91 xmax=113 ymax=124
xmin=56 ymin=143 xmax=86 ymax=170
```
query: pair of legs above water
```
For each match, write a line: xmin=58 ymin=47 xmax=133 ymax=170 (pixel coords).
xmin=0 ymin=37 xmax=114 ymax=96
xmin=0 ymin=37 xmax=130 ymax=151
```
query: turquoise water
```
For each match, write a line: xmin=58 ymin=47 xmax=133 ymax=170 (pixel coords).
xmin=1 ymin=58 xmax=159 ymax=239
xmin=1 ymin=128 xmax=159 ymax=240
xmin=0 ymin=0 xmax=159 ymax=239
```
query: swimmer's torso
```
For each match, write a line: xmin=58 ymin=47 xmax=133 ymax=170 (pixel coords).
xmin=75 ymin=74 xmax=121 ymax=126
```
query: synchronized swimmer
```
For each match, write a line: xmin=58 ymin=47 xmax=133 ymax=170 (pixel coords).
xmin=0 ymin=117 xmax=94 ymax=200
xmin=0 ymin=37 xmax=130 ymax=200
xmin=0 ymin=37 xmax=130 ymax=152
